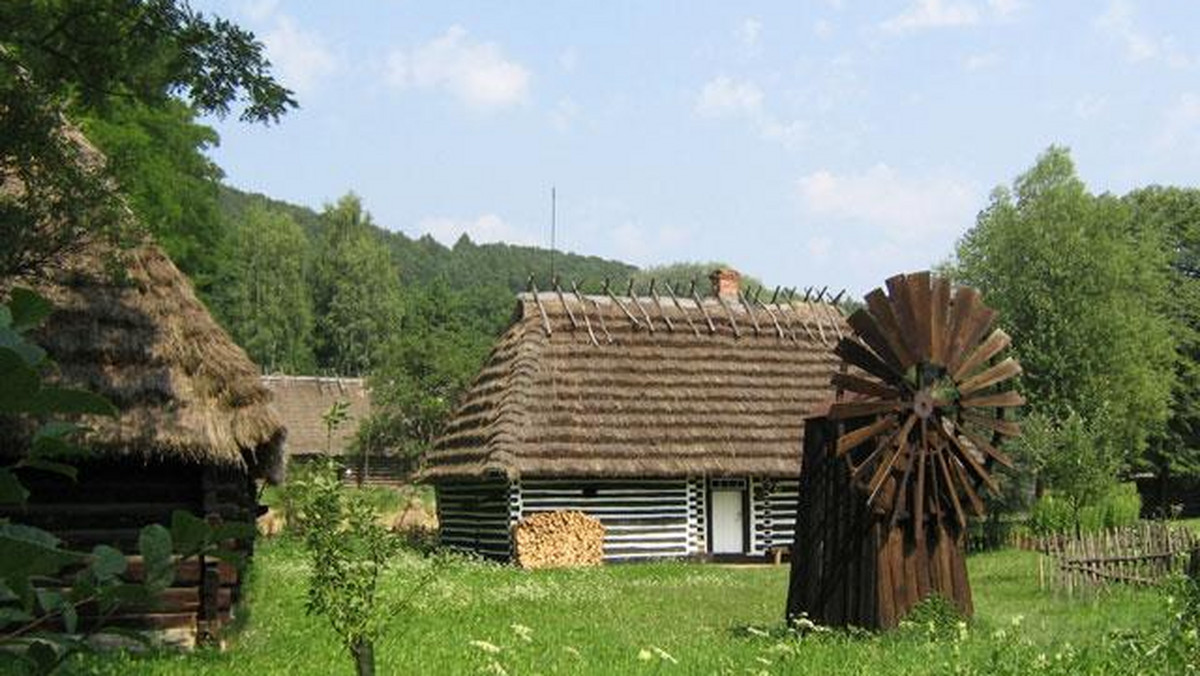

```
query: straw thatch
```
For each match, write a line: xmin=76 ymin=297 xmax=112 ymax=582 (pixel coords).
xmin=261 ymin=375 xmax=370 ymax=457
xmin=423 ymin=291 xmax=846 ymax=480
xmin=2 ymin=242 xmax=285 ymax=479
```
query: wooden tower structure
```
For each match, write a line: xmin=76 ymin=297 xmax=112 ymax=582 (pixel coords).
xmin=786 ymin=272 xmax=1022 ymax=629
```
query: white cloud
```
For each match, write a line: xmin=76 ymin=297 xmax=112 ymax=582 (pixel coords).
xmin=417 ymin=214 xmax=536 ymax=246
xmin=881 ymin=0 xmax=1021 ymax=34
xmin=1158 ymin=93 xmax=1200 ymax=149
xmin=240 ymin=0 xmax=278 ymax=22
xmin=1096 ymin=1 xmax=1192 ymax=67
xmin=387 ymin=26 xmax=531 ymax=110
xmin=695 ymin=76 xmax=763 ymax=117
xmin=612 ymin=222 xmax=687 ymax=264
xmin=736 ymin=18 xmax=763 ymax=49
xmin=814 ymin=19 xmax=833 ymax=38
xmin=260 ymin=15 xmax=337 ymax=93
xmin=695 ymin=75 xmax=807 ymax=148
xmin=550 ymin=97 xmax=580 ymax=132
xmin=881 ymin=0 xmax=981 ymax=33
xmin=1074 ymin=95 xmax=1108 ymax=120
xmin=558 ymin=47 xmax=579 ymax=72
xmin=963 ymin=52 xmax=1000 ymax=71
xmin=796 ymin=164 xmax=977 ymax=241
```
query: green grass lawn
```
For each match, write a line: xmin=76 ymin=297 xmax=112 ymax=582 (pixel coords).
xmin=76 ymin=539 xmax=1191 ymax=675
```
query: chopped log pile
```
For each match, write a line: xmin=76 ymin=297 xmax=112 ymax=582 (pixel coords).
xmin=512 ymin=511 xmax=605 ymax=569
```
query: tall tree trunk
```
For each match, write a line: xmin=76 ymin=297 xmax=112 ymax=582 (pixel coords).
xmin=352 ymin=639 xmax=374 ymax=676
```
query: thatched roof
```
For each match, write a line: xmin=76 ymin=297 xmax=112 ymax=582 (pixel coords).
xmin=261 ymin=375 xmax=370 ymax=457
xmin=3 ymin=243 xmax=285 ymax=479
xmin=423 ymin=289 xmax=847 ymax=480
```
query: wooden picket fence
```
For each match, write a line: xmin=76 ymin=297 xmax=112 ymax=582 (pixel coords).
xmin=1037 ymin=522 xmax=1199 ymax=595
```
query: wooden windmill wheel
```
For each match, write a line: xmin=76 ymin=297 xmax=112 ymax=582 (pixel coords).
xmin=786 ymin=272 xmax=1023 ymax=630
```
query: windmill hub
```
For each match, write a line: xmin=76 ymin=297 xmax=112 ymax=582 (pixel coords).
xmin=912 ymin=389 xmax=936 ymax=419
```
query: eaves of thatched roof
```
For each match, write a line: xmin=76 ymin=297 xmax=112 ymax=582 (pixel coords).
xmin=5 ymin=242 xmax=285 ymax=479
xmin=422 ymin=290 xmax=846 ymax=481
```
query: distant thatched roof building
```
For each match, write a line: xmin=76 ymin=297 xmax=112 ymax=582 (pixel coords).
xmin=424 ymin=268 xmax=849 ymax=562
xmin=261 ymin=375 xmax=370 ymax=457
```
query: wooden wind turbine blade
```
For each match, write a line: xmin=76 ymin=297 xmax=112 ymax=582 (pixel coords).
xmin=836 ymin=415 xmax=898 ymax=457
xmin=906 ymin=271 xmax=933 ymax=364
xmin=828 ymin=399 xmax=902 ymax=420
xmin=952 ymin=328 xmax=1012 ymax=382
xmin=929 ymin=276 xmax=952 ymax=366
xmin=847 ymin=309 xmax=906 ymax=371
xmin=913 ymin=427 xmax=928 ymax=541
xmin=865 ymin=414 xmax=917 ymax=507
xmin=959 ymin=390 xmax=1026 ymax=409
xmin=947 ymin=306 xmax=997 ymax=376
xmin=888 ymin=424 xmax=920 ymax=530
xmin=834 ymin=338 xmax=902 ymax=384
xmin=961 ymin=412 xmax=1022 ymax=438
xmin=948 ymin=452 xmax=986 ymax=517
xmin=943 ymin=286 xmax=980 ymax=373
xmin=933 ymin=446 xmax=967 ymax=530
xmin=935 ymin=422 xmax=1000 ymax=494
xmin=957 ymin=357 xmax=1022 ymax=397
xmin=886 ymin=274 xmax=925 ymax=363
xmin=865 ymin=288 xmax=917 ymax=370
xmin=832 ymin=372 xmax=901 ymax=399
xmin=957 ymin=426 xmax=1015 ymax=469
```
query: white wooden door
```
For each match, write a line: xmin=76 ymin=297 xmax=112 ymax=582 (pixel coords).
xmin=710 ymin=489 xmax=745 ymax=554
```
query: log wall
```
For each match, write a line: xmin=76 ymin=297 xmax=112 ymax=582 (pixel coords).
xmin=435 ymin=478 xmax=514 ymax=560
xmin=1 ymin=459 xmax=256 ymax=647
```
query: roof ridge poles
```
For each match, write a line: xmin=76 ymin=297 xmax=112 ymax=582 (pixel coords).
xmin=562 ymin=278 xmax=598 ymax=346
xmin=755 ymin=290 xmax=787 ymax=340
xmin=528 ymin=274 xmax=552 ymax=336
xmin=738 ymin=289 xmax=762 ymax=336
xmin=648 ymin=279 xmax=675 ymax=332
xmin=715 ymin=287 xmax=742 ymax=338
xmin=553 ymin=275 xmax=580 ymax=331
xmin=814 ymin=286 xmax=843 ymax=341
xmin=774 ymin=288 xmax=802 ymax=342
xmin=626 ymin=278 xmax=656 ymax=333
xmin=665 ymin=282 xmax=700 ymax=337
xmin=786 ymin=288 xmax=819 ymax=343
xmin=689 ymin=280 xmax=717 ymax=334
xmin=604 ymin=278 xmax=643 ymax=329
xmin=574 ymin=280 xmax=611 ymax=344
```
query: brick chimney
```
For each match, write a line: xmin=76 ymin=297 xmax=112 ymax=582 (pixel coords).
xmin=709 ymin=267 xmax=741 ymax=300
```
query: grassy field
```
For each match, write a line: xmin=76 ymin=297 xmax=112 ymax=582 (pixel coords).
xmin=75 ymin=538 xmax=1193 ymax=675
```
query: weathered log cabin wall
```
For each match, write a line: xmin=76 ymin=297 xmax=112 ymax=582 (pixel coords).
xmin=786 ymin=417 xmax=972 ymax=630
xmin=436 ymin=475 xmax=802 ymax=562
xmin=2 ymin=459 xmax=258 ymax=646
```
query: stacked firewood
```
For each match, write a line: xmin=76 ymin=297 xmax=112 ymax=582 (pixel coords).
xmin=512 ymin=511 xmax=605 ymax=569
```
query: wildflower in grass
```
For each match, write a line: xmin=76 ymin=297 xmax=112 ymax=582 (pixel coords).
xmin=509 ymin=623 xmax=533 ymax=643
xmin=745 ymin=626 xmax=769 ymax=638
xmin=1010 ymin=614 xmax=1024 ymax=628
xmin=651 ymin=646 xmax=678 ymax=664
xmin=484 ymin=658 xmax=508 ymax=676
xmin=563 ymin=646 xmax=581 ymax=658
xmin=469 ymin=640 xmax=502 ymax=654
xmin=637 ymin=648 xmax=653 ymax=661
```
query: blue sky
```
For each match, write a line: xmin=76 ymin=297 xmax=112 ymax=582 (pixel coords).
xmin=191 ymin=0 xmax=1200 ymax=295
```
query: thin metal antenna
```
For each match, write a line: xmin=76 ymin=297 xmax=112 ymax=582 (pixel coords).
xmin=549 ymin=186 xmax=557 ymax=280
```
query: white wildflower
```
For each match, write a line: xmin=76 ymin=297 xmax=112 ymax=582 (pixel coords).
xmin=637 ymin=648 xmax=653 ymax=661
xmin=510 ymin=623 xmax=533 ymax=643
xmin=470 ymin=640 xmax=502 ymax=654
xmin=651 ymin=646 xmax=679 ymax=664
xmin=745 ymin=626 xmax=770 ymax=638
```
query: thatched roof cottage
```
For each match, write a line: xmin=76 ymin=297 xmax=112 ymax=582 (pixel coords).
xmin=422 ymin=269 xmax=847 ymax=561
xmin=1 ymin=242 xmax=284 ymax=645
xmin=261 ymin=375 xmax=408 ymax=483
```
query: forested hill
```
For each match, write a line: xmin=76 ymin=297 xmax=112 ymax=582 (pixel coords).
xmin=218 ymin=186 xmax=637 ymax=293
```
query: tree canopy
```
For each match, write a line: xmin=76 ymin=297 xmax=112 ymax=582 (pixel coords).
xmin=954 ymin=146 xmax=1176 ymax=470
xmin=0 ymin=0 xmax=293 ymax=279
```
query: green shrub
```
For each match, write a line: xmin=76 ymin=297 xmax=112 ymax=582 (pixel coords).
xmin=1028 ymin=483 xmax=1142 ymax=536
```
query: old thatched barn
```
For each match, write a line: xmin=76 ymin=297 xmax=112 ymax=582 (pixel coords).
xmin=422 ymin=269 xmax=847 ymax=561
xmin=0 ymin=242 xmax=284 ymax=645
